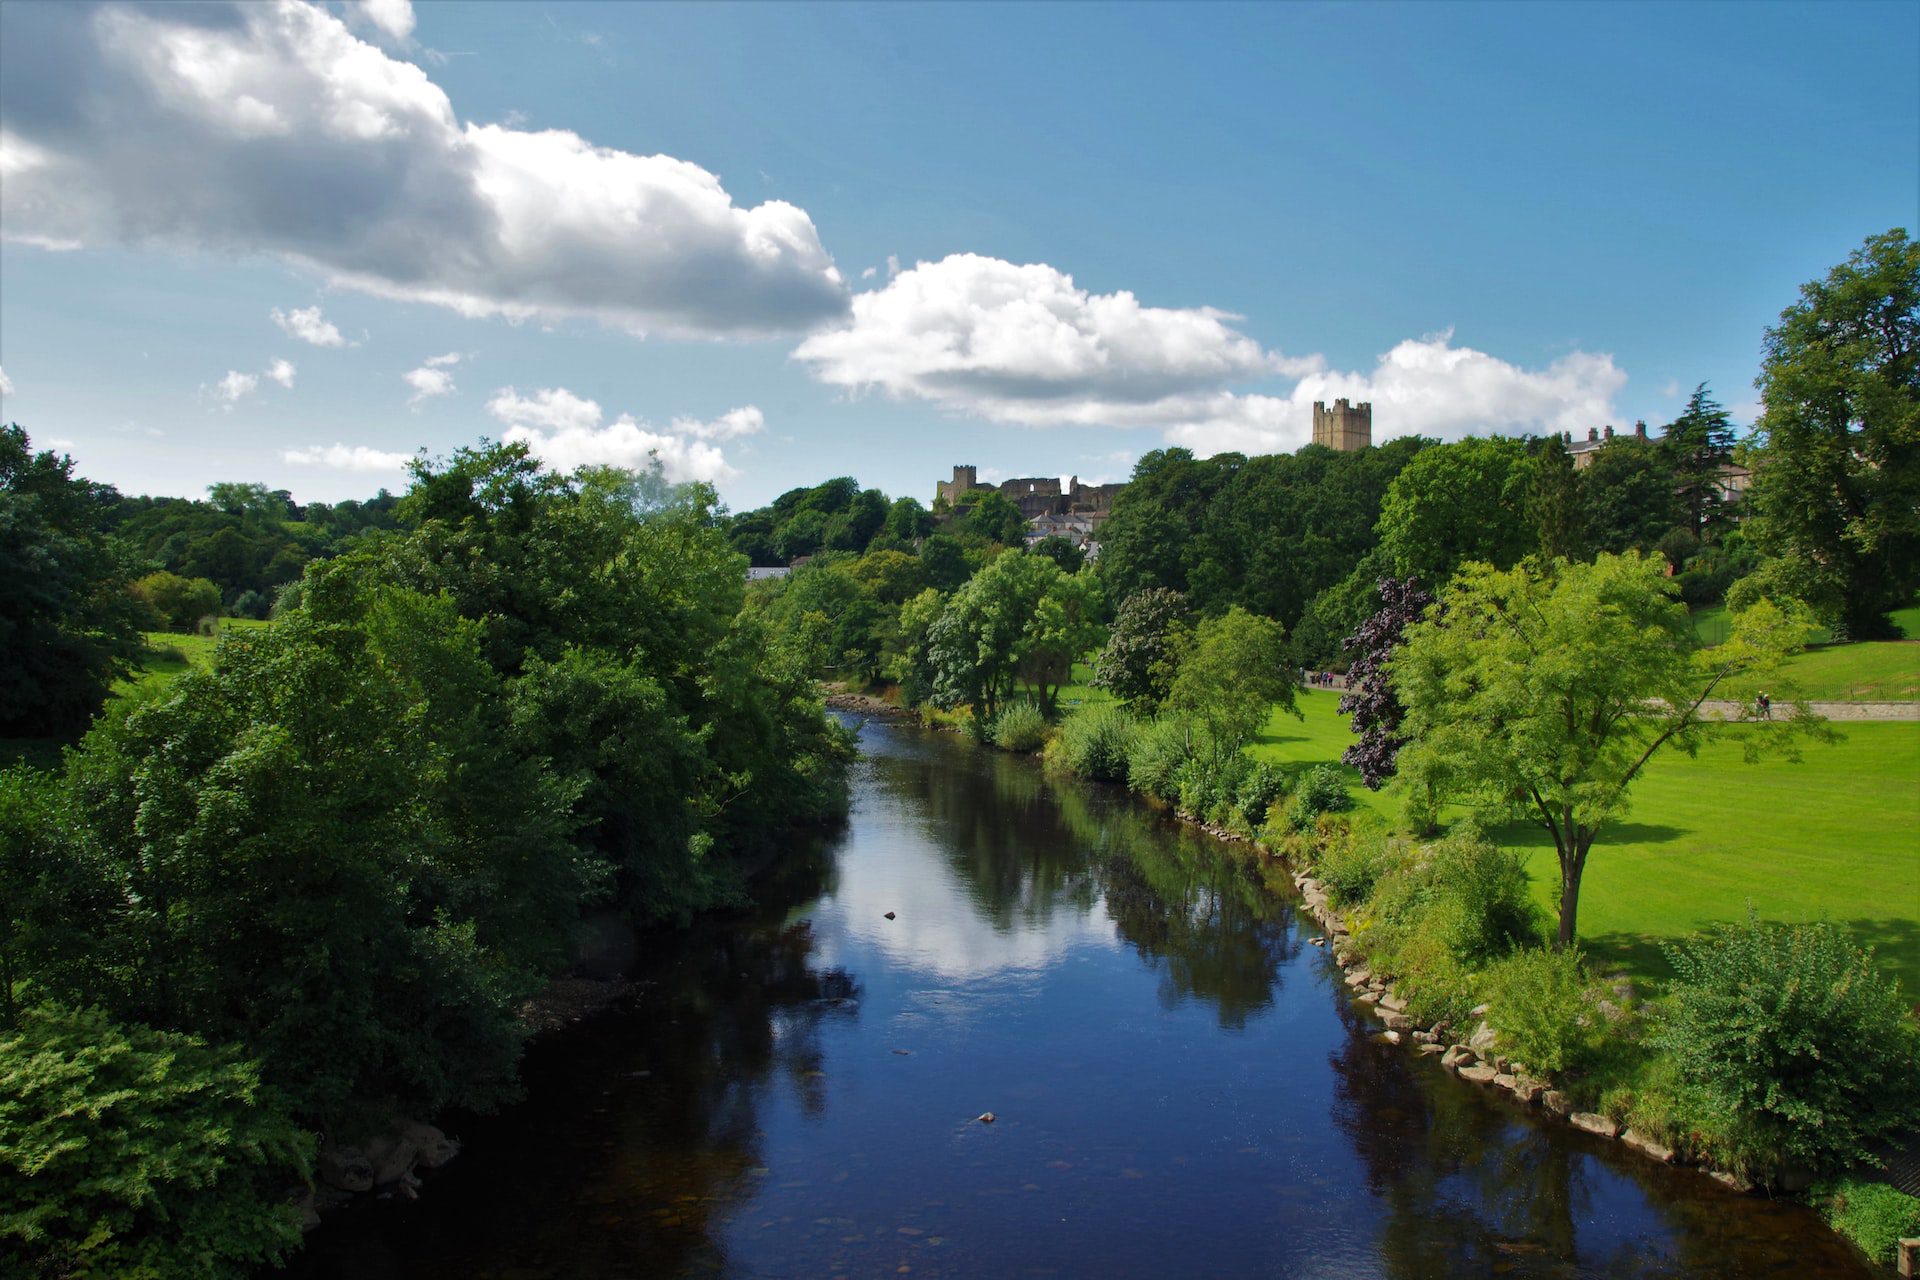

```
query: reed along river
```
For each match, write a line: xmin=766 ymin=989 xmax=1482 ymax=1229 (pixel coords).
xmin=288 ymin=716 xmax=1870 ymax=1279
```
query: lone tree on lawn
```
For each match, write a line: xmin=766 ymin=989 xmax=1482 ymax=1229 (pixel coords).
xmin=1393 ymin=552 xmax=1826 ymax=948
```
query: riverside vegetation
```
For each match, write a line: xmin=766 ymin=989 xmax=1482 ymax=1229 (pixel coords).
xmin=779 ymin=232 xmax=1920 ymax=1267
xmin=4 ymin=231 xmax=1917 ymax=1274
xmin=1 ymin=440 xmax=852 ymax=1279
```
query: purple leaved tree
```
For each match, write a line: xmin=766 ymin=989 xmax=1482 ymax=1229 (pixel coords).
xmin=1338 ymin=576 xmax=1435 ymax=789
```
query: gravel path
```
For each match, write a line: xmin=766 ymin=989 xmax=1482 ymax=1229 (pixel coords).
xmin=1697 ymin=700 xmax=1920 ymax=721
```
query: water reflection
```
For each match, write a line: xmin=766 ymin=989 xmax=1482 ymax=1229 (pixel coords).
xmin=286 ymin=720 xmax=1871 ymax=1280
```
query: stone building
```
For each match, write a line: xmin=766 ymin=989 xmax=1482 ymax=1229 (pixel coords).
xmin=1566 ymin=421 xmax=1650 ymax=469
xmin=1311 ymin=399 xmax=1373 ymax=451
xmin=933 ymin=466 xmax=1126 ymax=529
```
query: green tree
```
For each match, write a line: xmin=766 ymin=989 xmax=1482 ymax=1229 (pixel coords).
xmin=0 ymin=1004 xmax=311 ymax=1280
xmin=1395 ymin=553 xmax=1822 ymax=947
xmin=1017 ymin=569 xmax=1105 ymax=713
xmin=962 ymin=489 xmax=1027 ymax=546
xmin=1093 ymin=587 xmax=1193 ymax=713
xmin=0 ymin=426 xmax=147 ymax=737
xmin=1029 ymin=534 xmax=1086 ymax=573
xmin=1527 ymin=433 xmax=1586 ymax=563
xmin=881 ymin=495 xmax=934 ymax=546
xmin=1747 ymin=229 xmax=1920 ymax=639
xmin=917 ymin=532 xmax=972 ymax=591
xmin=1167 ymin=605 xmax=1298 ymax=753
xmin=130 ymin=570 xmax=223 ymax=632
xmin=1581 ymin=437 xmax=1682 ymax=555
xmin=927 ymin=551 xmax=1062 ymax=720
xmin=1375 ymin=437 xmax=1534 ymax=586
xmin=1662 ymin=384 xmax=1737 ymax=540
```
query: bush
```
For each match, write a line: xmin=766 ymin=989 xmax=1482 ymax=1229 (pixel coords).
xmin=1051 ymin=703 xmax=1138 ymax=783
xmin=1286 ymin=765 xmax=1354 ymax=831
xmin=1308 ymin=818 xmax=1397 ymax=906
xmin=1653 ymin=915 xmax=1920 ymax=1178
xmin=1127 ymin=716 xmax=1195 ymax=803
xmin=0 ymin=1004 xmax=312 ymax=1280
xmin=1813 ymin=1178 xmax=1920 ymax=1268
xmin=1174 ymin=748 xmax=1250 ymax=826
xmin=1484 ymin=946 xmax=1608 ymax=1078
xmin=1234 ymin=762 xmax=1290 ymax=827
xmin=990 ymin=701 xmax=1050 ymax=753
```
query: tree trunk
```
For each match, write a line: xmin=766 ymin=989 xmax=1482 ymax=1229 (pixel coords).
xmin=1555 ymin=834 xmax=1592 ymax=949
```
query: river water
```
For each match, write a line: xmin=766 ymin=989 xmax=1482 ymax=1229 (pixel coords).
xmin=290 ymin=717 xmax=1871 ymax=1279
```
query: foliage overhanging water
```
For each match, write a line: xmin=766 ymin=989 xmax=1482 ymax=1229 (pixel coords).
xmin=288 ymin=717 xmax=1870 ymax=1279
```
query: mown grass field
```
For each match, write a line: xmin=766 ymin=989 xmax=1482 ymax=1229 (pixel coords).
xmin=1691 ymin=603 xmax=1918 ymax=700
xmin=1247 ymin=688 xmax=1920 ymax=993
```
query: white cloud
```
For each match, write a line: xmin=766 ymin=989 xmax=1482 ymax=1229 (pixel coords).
xmin=0 ymin=366 xmax=12 ymax=396
xmin=486 ymin=385 xmax=603 ymax=434
xmin=403 ymin=351 xmax=460 ymax=403
xmin=1662 ymin=378 xmax=1682 ymax=398
xmin=271 ymin=304 xmax=348 ymax=347
xmin=1 ymin=1 xmax=848 ymax=338
xmin=265 ymin=357 xmax=296 ymax=388
xmin=345 ymin=0 xmax=414 ymax=44
xmin=213 ymin=369 xmax=259 ymax=405
xmin=284 ymin=442 xmax=413 ymax=470
xmin=486 ymin=384 xmax=755 ymax=483
xmin=669 ymin=405 xmax=764 ymax=441
xmin=860 ymin=265 xmax=877 ymax=280
xmin=1161 ymin=333 xmax=1628 ymax=456
xmin=794 ymin=253 xmax=1314 ymax=427
xmin=796 ymin=254 xmax=1624 ymax=458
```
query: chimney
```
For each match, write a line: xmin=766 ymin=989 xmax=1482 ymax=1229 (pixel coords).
xmin=1604 ymin=424 xmax=1615 ymax=441
xmin=1635 ymin=420 xmax=1647 ymax=439
xmin=1588 ymin=428 xmax=1599 ymax=442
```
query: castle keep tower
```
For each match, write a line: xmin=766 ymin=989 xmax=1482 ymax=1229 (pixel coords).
xmin=1311 ymin=399 xmax=1373 ymax=452
xmin=936 ymin=465 xmax=979 ymax=505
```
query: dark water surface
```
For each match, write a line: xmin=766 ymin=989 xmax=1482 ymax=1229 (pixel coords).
xmin=290 ymin=719 xmax=1871 ymax=1279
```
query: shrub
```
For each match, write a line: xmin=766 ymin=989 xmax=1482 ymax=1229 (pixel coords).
xmin=0 ymin=1004 xmax=312 ymax=1280
xmin=1052 ymin=703 xmax=1139 ymax=783
xmin=1234 ymin=763 xmax=1290 ymax=827
xmin=990 ymin=701 xmax=1050 ymax=753
xmin=1484 ymin=946 xmax=1608 ymax=1078
xmin=1813 ymin=1179 xmax=1920 ymax=1268
xmin=1172 ymin=748 xmax=1250 ymax=825
xmin=1127 ymin=715 xmax=1196 ymax=802
xmin=1286 ymin=765 xmax=1354 ymax=831
xmin=1652 ymin=915 xmax=1920 ymax=1178
xmin=1308 ymin=818 xmax=1397 ymax=906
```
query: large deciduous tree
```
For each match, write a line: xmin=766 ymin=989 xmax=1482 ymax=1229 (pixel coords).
xmin=0 ymin=426 xmax=146 ymax=737
xmin=1093 ymin=587 xmax=1193 ymax=713
xmin=1374 ymin=436 xmax=1534 ymax=587
xmin=1747 ymin=229 xmax=1920 ymax=639
xmin=1167 ymin=605 xmax=1298 ymax=753
xmin=1395 ymin=552 xmax=1820 ymax=947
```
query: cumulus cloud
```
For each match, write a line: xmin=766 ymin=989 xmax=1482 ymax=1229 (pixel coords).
xmin=486 ymin=385 xmax=755 ymax=483
xmin=0 ymin=366 xmax=13 ymax=396
xmin=403 ymin=350 xmax=460 ymax=403
xmin=0 ymin=1 xmax=848 ymax=338
xmin=795 ymin=253 xmax=1314 ymax=426
xmin=795 ymin=253 xmax=1624 ymax=457
xmin=265 ymin=356 xmax=296 ymax=388
xmin=212 ymin=369 xmax=259 ymax=405
xmin=345 ymin=0 xmax=414 ymax=44
xmin=1160 ymin=333 xmax=1628 ymax=455
xmin=283 ymin=442 xmax=414 ymax=470
xmin=271 ymin=304 xmax=348 ymax=347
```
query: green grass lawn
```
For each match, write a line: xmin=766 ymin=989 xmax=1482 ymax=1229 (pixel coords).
xmin=1781 ymin=641 xmax=1920 ymax=702
xmin=1244 ymin=689 xmax=1920 ymax=993
xmin=1689 ymin=603 xmax=1919 ymax=701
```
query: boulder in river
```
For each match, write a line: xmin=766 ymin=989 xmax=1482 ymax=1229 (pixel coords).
xmin=318 ymin=1146 xmax=374 ymax=1193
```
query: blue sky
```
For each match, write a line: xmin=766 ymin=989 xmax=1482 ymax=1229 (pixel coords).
xmin=1 ymin=0 xmax=1914 ymax=508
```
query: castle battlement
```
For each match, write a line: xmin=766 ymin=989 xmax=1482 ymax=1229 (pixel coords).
xmin=1311 ymin=400 xmax=1373 ymax=452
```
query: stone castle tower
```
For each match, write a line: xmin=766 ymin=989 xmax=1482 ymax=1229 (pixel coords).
xmin=1311 ymin=399 xmax=1372 ymax=452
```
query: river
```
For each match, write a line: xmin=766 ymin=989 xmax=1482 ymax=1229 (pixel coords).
xmin=288 ymin=716 xmax=1871 ymax=1279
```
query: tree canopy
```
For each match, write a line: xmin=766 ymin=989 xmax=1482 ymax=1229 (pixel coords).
xmin=1747 ymin=228 xmax=1920 ymax=639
